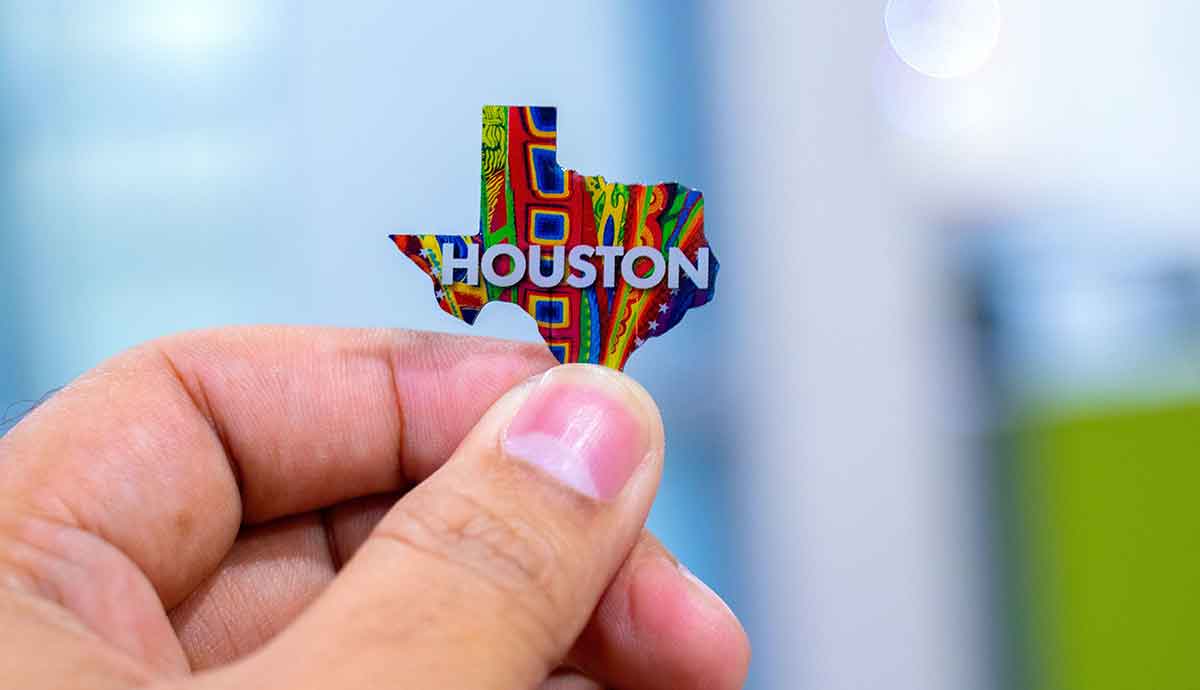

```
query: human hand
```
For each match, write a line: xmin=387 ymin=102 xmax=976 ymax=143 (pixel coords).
xmin=0 ymin=328 xmax=749 ymax=689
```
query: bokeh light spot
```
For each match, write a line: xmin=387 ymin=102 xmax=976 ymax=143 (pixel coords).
xmin=885 ymin=0 xmax=1001 ymax=79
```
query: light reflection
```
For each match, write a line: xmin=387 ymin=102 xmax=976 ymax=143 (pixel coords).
xmin=885 ymin=0 xmax=1001 ymax=79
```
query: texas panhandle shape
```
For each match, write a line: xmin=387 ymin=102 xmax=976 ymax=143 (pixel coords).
xmin=390 ymin=105 xmax=718 ymax=370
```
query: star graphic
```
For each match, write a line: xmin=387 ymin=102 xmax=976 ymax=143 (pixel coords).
xmin=648 ymin=320 xmax=658 ymax=332
xmin=635 ymin=336 xmax=645 ymax=347
xmin=658 ymin=303 xmax=669 ymax=314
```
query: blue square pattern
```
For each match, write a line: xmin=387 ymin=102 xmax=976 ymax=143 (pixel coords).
xmin=530 ymin=147 xmax=565 ymax=196
xmin=534 ymin=299 xmax=563 ymax=325
xmin=533 ymin=212 xmax=566 ymax=241
xmin=528 ymin=106 xmax=557 ymax=134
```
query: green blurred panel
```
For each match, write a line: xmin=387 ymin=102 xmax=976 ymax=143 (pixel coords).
xmin=1019 ymin=400 xmax=1200 ymax=690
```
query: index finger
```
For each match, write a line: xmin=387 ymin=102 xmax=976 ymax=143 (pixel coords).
xmin=0 ymin=327 xmax=556 ymax=609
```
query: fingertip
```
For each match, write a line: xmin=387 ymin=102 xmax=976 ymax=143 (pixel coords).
xmin=501 ymin=364 xmax=665 ymax=503
xmin=572 ymin=533 xmax=750 ymax=690
xmin=629 ymin=554 xmax=750 ymax=689
xmin=556 ymin=364 xmax=666 ymax=456
xmin=678 ymin=565 xmax=752 ymax=689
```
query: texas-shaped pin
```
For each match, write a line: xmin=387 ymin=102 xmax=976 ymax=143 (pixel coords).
xmin=390 ymin=105 xmax=718 ymax=370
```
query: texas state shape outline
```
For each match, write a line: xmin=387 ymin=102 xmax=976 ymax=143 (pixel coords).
xmin=390 ymin=105 xmax=718 ymax=370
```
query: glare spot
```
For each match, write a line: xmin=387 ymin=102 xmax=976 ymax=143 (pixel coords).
xmin=885 ymin=0 xmax=1001 ymax=79
xmin=130 ymin=1 xmax=258 ymax=53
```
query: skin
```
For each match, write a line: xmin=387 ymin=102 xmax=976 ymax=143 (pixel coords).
xmin=0 ymin=327 xmax=750 ymax=689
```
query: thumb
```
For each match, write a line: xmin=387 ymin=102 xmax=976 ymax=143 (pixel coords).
xmin=215 ymin=364 xmax=664 ymax=690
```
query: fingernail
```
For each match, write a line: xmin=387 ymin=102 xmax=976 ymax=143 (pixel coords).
xmin=679 ymin=562 xmax=736 ymax=619
xmin=502 ymin=365 xmax=649 ymax=501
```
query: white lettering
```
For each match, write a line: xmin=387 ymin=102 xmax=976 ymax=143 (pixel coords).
xmin=622 ymin=246 xmax=666 ymax=290
xmin=481 ymin=244 xmax=525 ymax=287
xmin=441 ymin=242 xmax=479 ymax=286
xmin=528 ymin=245 xmax=565 ymax=288
xmin=567 ymin=245 xmax=597 ymax=289
xmin=439 ymin=242 xmax=707 ymax=291
xmin=668 ymin=247 xmax=709 ymax=289
xmin=595 ymin=246 xmax=624 ymax=289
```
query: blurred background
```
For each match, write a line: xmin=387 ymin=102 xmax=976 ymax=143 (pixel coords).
xmin=2 ymin=1 xmax=1198 ymax=688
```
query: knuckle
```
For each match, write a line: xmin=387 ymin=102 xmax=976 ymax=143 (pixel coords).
xmin=377 ymin=488 xmax=566 ymax=621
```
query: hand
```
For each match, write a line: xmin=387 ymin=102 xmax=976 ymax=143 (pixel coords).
xmin=0 ymin=328 xmax=749 ymax=689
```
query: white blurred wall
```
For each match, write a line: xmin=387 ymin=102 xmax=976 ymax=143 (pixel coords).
xmin=708 ymin=1 xmax=991 ymax=688
xmin=713 ymin=1 xmax=1200 ymax=688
